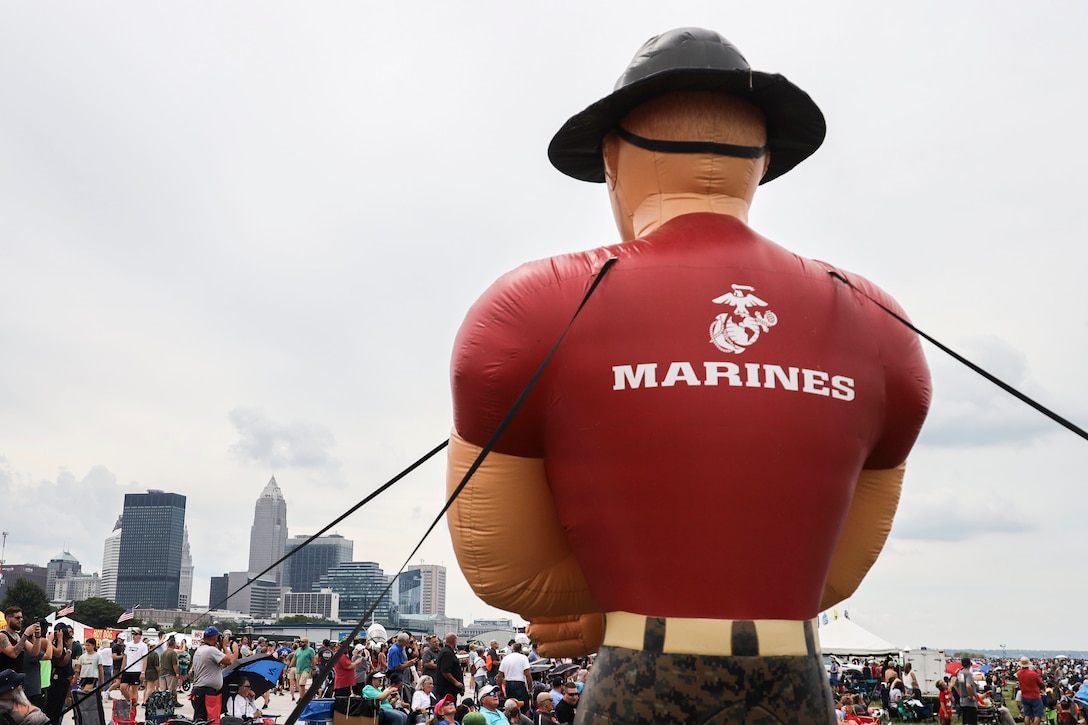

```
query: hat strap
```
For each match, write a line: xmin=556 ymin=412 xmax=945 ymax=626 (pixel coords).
xmin=617 ymin=127 xmax=766 ymax=159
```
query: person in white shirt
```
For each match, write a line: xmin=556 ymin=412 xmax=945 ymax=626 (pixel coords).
xmin=120 ymin=630 xmax=148 ymax=701
xmin=225 ymin=679 xmax=262 ymax=722
xmin=497 ymin=644 xmax=532 ymax=713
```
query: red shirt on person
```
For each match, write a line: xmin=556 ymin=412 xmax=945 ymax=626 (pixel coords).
xmin=334 ymin=652 xmax=356 ymax=691
xmin=1018 ymin=667 xmax=1043 ymax=700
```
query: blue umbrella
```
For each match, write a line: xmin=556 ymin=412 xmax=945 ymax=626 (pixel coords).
xmin=223 ymin=653 xmax=288 ymax=698
xmin=1075 ymin=686 xmax=1088 ymax=713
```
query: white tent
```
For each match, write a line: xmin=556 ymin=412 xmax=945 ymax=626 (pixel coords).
xmin=817 ymin=617 xmax=898 ymax=658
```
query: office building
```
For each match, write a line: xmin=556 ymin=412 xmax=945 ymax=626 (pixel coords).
xmin=0 ymin=564 xmax=48 ymax=602
xmin=318 ymin=561 xmax=395 ymax=625
xmin=210 ymin=571 xmax=280 ymax=618
xmin=116 ymin=490 xmax=187 ymax=609
xmin=178 ymin=527 xmax=193 ymax=610
xmin=47 ymin=551 xmax=82 ymax=599
xmin=248 ymin=476 xmax=288 ymax=586
xmin=99 ymin=517 xmax=122 ymax=601
xmin=282 ymin=589 xmax=340 ymax=621
xmin=398 ymin=613 xmax=463 ymax=639
xmin=283 ymin=534 xmax=352 ymax=595
xmin=398 ymin=564 xmax=446 ymax=616
xmin=209 ymin=574 xmax=229 ymax=611
xmin=55 ymin=573 xmax=100 ymax=601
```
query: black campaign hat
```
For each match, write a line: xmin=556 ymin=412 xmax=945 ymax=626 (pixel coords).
xmin=548 ymin=28 xmax=826 ymax=184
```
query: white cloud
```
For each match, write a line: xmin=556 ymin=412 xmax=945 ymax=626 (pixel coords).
xmin=228 ymin=408 xmax=339 ymax=470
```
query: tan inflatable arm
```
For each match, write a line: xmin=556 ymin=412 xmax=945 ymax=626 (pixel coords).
xmin=447 ymin=430 xmax=601 ymax=618
xmin=528 ymin=614 xmax=604 ymax=658
xmin=820 ymin=463 xmax=906 ymax=611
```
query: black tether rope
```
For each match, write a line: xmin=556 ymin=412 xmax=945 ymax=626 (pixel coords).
xmin=284 ymin=256 xmax=618 ymax=725
xmin=829 ymin=269 xmax=1088 ymax=442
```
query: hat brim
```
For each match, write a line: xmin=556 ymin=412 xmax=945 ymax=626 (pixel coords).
xmin=548 ymin=68 xmax=825 ymax=184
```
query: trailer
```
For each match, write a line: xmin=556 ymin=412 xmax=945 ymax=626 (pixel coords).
xmin=902 ymin=647 xmax=946 ymax=697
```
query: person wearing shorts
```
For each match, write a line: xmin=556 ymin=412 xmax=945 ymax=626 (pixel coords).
xmin=294 ymin=639 xmax=316 ymax=693
xmin=1017 ymin=657 xmax=1045 ymax=725
xmin=120 ymin=629 xmax=148 ymax=701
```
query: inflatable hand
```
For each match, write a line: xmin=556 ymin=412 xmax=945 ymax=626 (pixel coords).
xmin=528 ymin=614 xmax=604 ymax=658
xmin=820 ymin=463 xmax=906 ymax=611
xmin=446 ymin=431 xmax=600 ymax=617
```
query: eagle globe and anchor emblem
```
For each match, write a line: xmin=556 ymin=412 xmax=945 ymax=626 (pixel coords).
xmin=709 ymin=284 xmax=778 ymax=354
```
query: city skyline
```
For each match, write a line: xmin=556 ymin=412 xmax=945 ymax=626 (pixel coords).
xmin=0 ymin=475 xmax=461 ymax=626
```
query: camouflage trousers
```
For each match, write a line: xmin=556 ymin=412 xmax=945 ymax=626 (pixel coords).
xmin=576 ymin=624 xmax=835 ymax=725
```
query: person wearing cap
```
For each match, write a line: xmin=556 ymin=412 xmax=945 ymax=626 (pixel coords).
xmin=447 ymin=26 xmax=931 ymax=725
xmin=0 ymin=668 xmax=49 ymax=725
xmin=119 ymin=628 xmax=148 ymax=702
xmin=502 ymin=699 xmax=530 ymax=725
xmin=45 ymin=623 xmax=75 ymax=723
xmin=293 ymin=637 xmax=317 ymax=695
xmin=352 ymin=643 xmax=370 ymax=697
xmin=190 ymin=626 xmax=238 ymax=724
xmin=475 ymin=686 xmax=503 ymax=725
xmin=420 ymin=635 xmax=440 ymax=676
xmin=1017 ymin=656 xmax=1045 ymax=725
xmin=361 ymin=671 xmax=408 ymax=725
xmin=431 ymin=692 xmax=457 ymax=725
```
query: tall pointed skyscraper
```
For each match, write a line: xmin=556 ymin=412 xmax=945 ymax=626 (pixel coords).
xmin=178 ymin=527 xmax=194 ymax=610
xmin=248 ymin=476 xmax=288 ymax=586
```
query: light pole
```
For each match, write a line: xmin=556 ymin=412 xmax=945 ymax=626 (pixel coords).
xmin=0 ymin=531 xmax=7 ymax=593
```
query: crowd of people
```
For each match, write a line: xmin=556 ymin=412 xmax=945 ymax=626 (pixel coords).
xmin=0 ymin=614 xmax=594 ymax=725
xmin=0 ymin=607 xmax=201 ymax=725
xmin=830 ymin=653 xmax=1088 ymax=724
xmin=268 ymin=631 xmax=589 ymax=725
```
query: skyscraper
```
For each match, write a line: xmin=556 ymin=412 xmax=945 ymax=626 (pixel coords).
xmin=116 ymin=490 xmax=186 ymax=609
xmin=284 ymin=534 xmax=352 ymax=594
xmin=248 ymin=476 xmax=288 ymax=586
xmin=319 ymin=561 xmax=395 ymax=624
xmin=398 ymin=564 xmax=447 ymax=616
xmin=46 ymin=551 xmax=81 ymax=599
xmin=99 ymin=516 xmax=122 ymax=602
xmin=178 ymin=527 xmax=194 ymax=610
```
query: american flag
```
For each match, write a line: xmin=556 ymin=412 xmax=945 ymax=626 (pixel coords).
xmin=117 ymin=607 xmax=136 ymax=623
xmin=56 ymin=602 xmax=75 ymax=618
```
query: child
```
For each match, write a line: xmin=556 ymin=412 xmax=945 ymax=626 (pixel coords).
xmin=937 ymin=680 xmax=953 ymax=725
xmin=79 ymin=639 xmax=102 ymax=691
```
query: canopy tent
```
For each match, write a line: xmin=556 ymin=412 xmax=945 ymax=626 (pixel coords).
xmin=817 ymin=617 xmax=898 ymax=658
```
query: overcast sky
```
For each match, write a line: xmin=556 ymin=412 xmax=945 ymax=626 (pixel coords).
xmin=3 ymin=2 xmax=1087 ymax=652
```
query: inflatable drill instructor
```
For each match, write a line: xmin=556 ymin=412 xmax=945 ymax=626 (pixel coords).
xmin=447 ymin=28 xmax=930 ymax=724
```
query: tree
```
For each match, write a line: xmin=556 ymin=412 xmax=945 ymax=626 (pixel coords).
xmin=0 ymin=578 xmax=52 ymax=620
xmin=277 ymin=614 xmax=335 ymax=625
xmin=74 ymin=598 xmax=125 ymax=629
